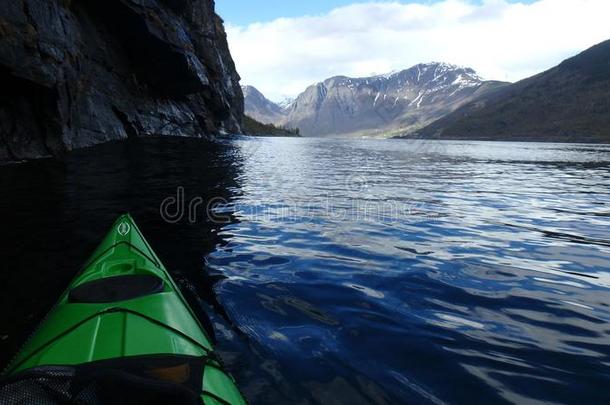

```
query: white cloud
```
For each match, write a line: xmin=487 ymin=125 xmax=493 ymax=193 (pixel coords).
xmin=226 ymin=0 xmax=610 ymax=101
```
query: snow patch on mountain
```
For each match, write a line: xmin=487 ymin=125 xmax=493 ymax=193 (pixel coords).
xmin=243 ymin=62 xmax=508 ymax=138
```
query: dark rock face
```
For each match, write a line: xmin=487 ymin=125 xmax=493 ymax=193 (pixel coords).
xmin=0 ymin=0 xmax=243 ymax=162
xmin=412 ymin=40 xmax=610 ymax=143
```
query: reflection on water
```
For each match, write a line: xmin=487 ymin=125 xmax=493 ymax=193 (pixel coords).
xmin=209 ymin=138 xmax=610 ymax=404
xmin=0 ymin=138 xmax=241 ymax=367
xmin=1 ymin=137 xmax=610 ymax=404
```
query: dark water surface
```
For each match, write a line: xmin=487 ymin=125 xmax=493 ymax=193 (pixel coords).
xmin=1 ymin=137 xmax=610 ymax=404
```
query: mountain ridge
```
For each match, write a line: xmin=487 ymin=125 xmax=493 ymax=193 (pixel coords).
xmin=410 ymin=40 xmax=610 ymax=143
xmin=244 ymin=63 xmax=509 ymax=138
xmin=242 ymin=85 xmax=286 ymax=125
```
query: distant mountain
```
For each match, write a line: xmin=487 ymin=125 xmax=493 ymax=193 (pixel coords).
xmin=242 ymin=116 xmax=300 ymax=137
xmin=278 ymin=63 xmax=508 ymax=137
xmin=242 ymin=85 xmax=286 ymax=125
xmin=277 ymin=97 xmax=295 ymax=110
xmin=411 ymin=40 xmax=610 ymax=142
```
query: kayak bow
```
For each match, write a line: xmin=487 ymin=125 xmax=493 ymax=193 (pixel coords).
xmin=3 ymin=214 xmax=246 ymax=405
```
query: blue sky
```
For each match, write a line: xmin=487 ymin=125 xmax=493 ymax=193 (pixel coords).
xmin=217 ymin=0 xmax=361 ymax=26
xmin=220 ymin=0 xmax=610 ymax=101
xmin=217 ymin=0 xmax=535 ymax=26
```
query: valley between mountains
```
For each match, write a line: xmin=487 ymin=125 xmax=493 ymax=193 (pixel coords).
xmin=244 ymin=40 xmax=610 ymax=143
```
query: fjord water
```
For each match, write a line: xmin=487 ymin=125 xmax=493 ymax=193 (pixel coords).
xmin=1 ymin=137 xmax=610 ymax=404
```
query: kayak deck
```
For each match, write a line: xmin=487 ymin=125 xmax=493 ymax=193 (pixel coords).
xmin=3 ymin=214 xmax=245 ymax=405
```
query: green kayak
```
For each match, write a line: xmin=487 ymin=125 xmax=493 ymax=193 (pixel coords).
xmin=1 ymin=214 xmax=246 ymax=405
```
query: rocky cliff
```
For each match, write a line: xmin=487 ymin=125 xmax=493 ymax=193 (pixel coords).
xmin=0 ymin=0 xmax=243 ymax=162
xmin=411 ymin=40 xmax=610 ymax=142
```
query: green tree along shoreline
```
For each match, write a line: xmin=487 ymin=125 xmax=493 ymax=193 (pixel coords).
xmin=243 ymin=115 xmax=301 ymax=137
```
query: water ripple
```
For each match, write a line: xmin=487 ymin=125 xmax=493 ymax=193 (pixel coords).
xmin=208 ymin=138 xmax=610 ymax=404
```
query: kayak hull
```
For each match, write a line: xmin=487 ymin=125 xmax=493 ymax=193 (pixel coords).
xmin=4 ymin=214 xmax=245 ymax=405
